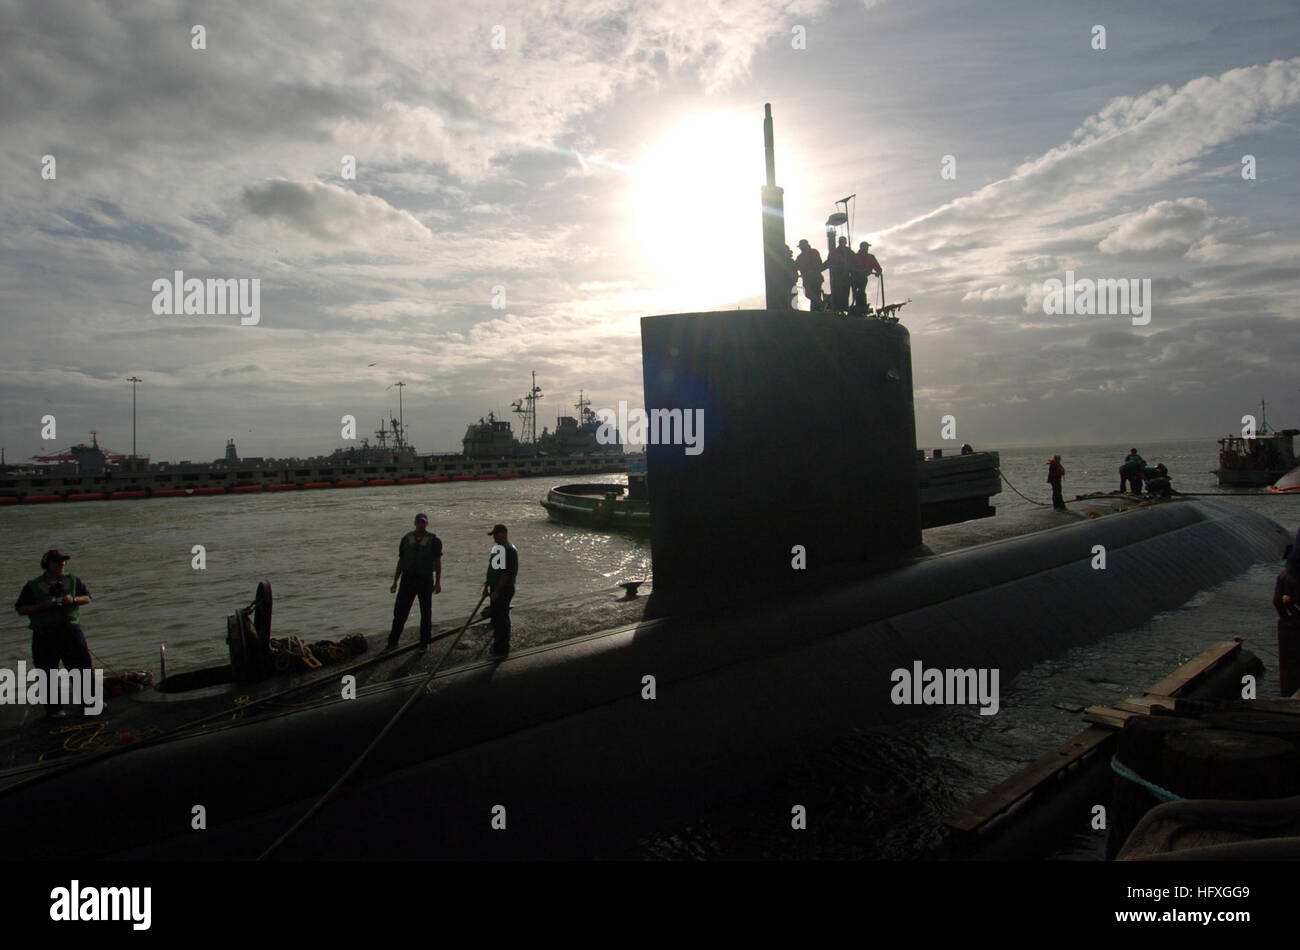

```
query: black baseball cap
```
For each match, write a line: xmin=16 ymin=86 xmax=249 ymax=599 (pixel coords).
xmin=41 ymin=549 xmax=71 ymax=568
xmin=415 ymin=512 xmax=429 ymax=523
xmin=489 ymin=523 xmax=507 ymax=535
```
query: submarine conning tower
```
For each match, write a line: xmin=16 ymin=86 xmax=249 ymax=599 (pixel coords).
xmin=642 ymin=104 xmax=921 ymax=615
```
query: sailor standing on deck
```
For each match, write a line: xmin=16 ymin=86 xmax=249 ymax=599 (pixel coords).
xmin=1273 ymin=528 xmax=1300 ymax=696
xmin=794 ymin=239 xmax=826 ymax=311
xmin=1119 ymin=448 xmax=1145 ymax=494
xmin=850 ymin=241 xmax=882 ymax=314
xmin=827 ymin=236 xmax=854 ymax=312
xmin=1046 ymin=455 xmax=1067 ymax=511
xmin=484 ymin=524 xmax=518 ymax=660
xmin=388 ymin=513 xmax=442 ymax=649
xmin=13 ymin=550 xmax=94 ymax=718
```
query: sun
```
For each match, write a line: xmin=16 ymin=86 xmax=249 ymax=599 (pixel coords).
xmin=627 ymin=111 xmax=767 ymax=309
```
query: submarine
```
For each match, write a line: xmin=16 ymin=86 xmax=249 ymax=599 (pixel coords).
xmin=0 ymin=105 xmax=1289 ymax=861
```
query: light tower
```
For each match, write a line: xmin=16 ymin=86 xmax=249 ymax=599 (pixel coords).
xmin=126 ymin=376 xmax=142 ymax=457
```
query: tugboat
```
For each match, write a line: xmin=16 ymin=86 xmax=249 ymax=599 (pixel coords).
xmin=1216 ymin=401 xmax=1298 ymax=487
xmin=541 ymin=458 xmax=650 ymax=532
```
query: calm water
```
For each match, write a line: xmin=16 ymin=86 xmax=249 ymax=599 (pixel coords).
xmin=3 ymin=438 xmax=1294 ymax=682
xmin=1 ymin=475 xmax=648 ymax=672
xmin=3 ymin=440 xmax=1297 ymax=858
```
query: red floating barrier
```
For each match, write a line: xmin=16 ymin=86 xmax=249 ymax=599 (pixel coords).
xmin=426 ymin=476 xmax=450 ymax=483
xmin=193 ymin=486 xmax=227 ymax=495
xmin=0 ymin=496 xmax=18 ymax=505
xmin=231 ymin=484 xmax=264 ymax=494
xmin=67 ymin=492 xmax=107 ymax=502
xmin=264 ymin=483 xmax=297 ymax=492
xmin=152 ymin=489 xmax=188 ymax=497
xmin=302 ymin=482 xmax=331 ymax=490
xmin=476 ymin=473 xmax=500 ymax=480
xmin=367 ymin=479 xmax=395 ymax=487
xmin=498 ymin=472 xmax=521 ymax=479
xmin=452 ymin=475 xmax=475 ymax=481
xmin=23 ymin=495 xmax=63 ymax=504
xmin=337 ymin=480 xmax=365 ymax=488
xmin=398 ymin=477 xmax=424 ymax=485
xmin=109 ymin=490 xmax=148 ymax=500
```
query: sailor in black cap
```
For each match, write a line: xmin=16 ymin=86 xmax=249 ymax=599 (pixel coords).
xmin=13 ymin=549 xmax=94 ymax=717
xmin=388 ymin=512 xmax=442 ymax=649
xmin=484 ymin=524 xmax=518 ymax=660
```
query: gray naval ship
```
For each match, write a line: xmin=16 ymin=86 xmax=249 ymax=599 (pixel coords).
xmin=0 ymin=105 xmax=1289 ymax=862
xmin=462 ymin=375 xmax=624 ymax=459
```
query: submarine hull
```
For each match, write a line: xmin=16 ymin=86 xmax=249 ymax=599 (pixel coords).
xmin=1 ymin=499 xmax=1287 ymax=860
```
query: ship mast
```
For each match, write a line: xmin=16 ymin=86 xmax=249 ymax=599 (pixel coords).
xmin=761 ymin=104 xmax=788 ymax=310
xmin=575 ymin=390 xmax=594 ymax=426
xmin=511 ymin=371 xmax=544 ymax=444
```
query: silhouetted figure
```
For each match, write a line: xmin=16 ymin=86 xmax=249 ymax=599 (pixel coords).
xmin=484 ymin=524 xmax=518 ymax=660
xmin=1046 ymin=455 xmax=1066 ymax=510
xmin=1143 ymin=462 xmax=1172 ymax=498
xmin=960 ymin=443 xmax=974 ymax=456
xmin=794 ymin=239 xmax=826 ymax=311
xmin=13 ymin=549 xmax=94 ymax=718
xmin=1274 ymin=528 xmax=1300 ymax=696
xmin=1119 ymin=448 xmax=1145 ymax=493
xmin=388 ymin=512 xmax=443 ymax=649
xmin=850 ymin=241 xmax=882 ymax=314
xmin=827 ymin=236 xmax=854 ymax=312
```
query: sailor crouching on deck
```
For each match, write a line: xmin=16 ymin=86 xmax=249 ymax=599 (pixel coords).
xmin=388 ymin=512 xmax=442 ymax=649
xmin=484 ymin=524 xmax=518 ymax=661
xmin=13 ymin=549 xmax=94 ymax=718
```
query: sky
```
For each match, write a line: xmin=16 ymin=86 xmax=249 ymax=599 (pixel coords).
xmin=2 ymin=0 xmax=1299 ymax=462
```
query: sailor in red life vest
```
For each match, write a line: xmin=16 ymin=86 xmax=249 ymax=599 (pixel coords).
xmin=826 ymin=236 xmax=855 ymax=312
xmin=850 ymin=241 xmax=882 ymax=313
xmin=1046 ymin=455 xmax=1067 ymax=511
xmin=794 ymin=239 xmax=827 ymax=311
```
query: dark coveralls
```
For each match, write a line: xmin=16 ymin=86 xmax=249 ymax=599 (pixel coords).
xmin=851 ymin=250 xmax=881 ymax=313
xmin=1046 ymin=459 xmax=1066 ymax=510
xmin=390 ymin=531 xmax=442 ymax=647
xmin=1119 ymin=454 xmax=1145 ymax=493
xmin=1275 ymin=530 xmax=1300 ymax=696
xmin=826 ymin=245 xmax=854 ymax=312
xmin=486 ymin=542 xmax=518 ymax=655
xmin=795 ymin=248 xmax=826 ymax=311
xmin=14 ymin=573 xmax=94 ymax=700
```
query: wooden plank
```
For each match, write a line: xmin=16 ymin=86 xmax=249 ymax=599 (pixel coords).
xmin=1114 ymin=696 xmax=1178 ymax=715
xmin=1145 ymin=638 xmax=1242 ymax=699
xmin=1082 ymin=705 xmax=1137 ymax=729
xmin=943 ymin=726 xmax=1115 ymax=835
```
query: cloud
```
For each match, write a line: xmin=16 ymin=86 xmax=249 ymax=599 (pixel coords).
xmin=1098 ymin=198 xmax=1212 ymax=256
xmin=240 ymin=180 xmax=431 ymax=245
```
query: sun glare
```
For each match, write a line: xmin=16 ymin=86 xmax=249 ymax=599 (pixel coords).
xmin=628 ymin=112 xmax=766 ymax=309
